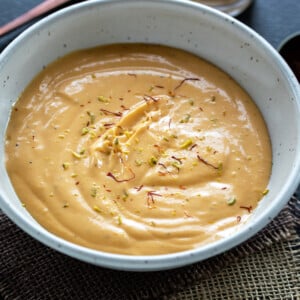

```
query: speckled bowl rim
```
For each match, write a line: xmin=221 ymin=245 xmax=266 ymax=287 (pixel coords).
xmin=1 ymin=0 xmax=300 ymax=271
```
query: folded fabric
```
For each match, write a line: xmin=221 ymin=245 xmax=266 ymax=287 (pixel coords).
xmin=0 ymin=196 xmax=299 ymax=300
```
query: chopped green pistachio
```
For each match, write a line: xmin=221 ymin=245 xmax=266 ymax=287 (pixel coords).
xmin=135 ymin=159 xmax=143 ymax=167
xmin=81 ymin=127 xmax=89 ymax=135
xmin=211 ymin=95 xmax=216 ymax=102
xmin=58 ymin=134 xmax=65 ymax=139
xmin=90 ymin=187 xmax=98 ymax=198
xmin=89 ymin=131 xmax=96 ymax=139
xmin=149 ymin=156 xmax=158 ymax=166
xmin=21 ymin=202 xmax=26 ymax=207
xmin=87 ymin=111 xmax=95 ymax=124
xmin=63 ymin=203 xmax=69 ymax=208
xmin=114 ymin=138 xmax=119 ymax=146
xmin=179 ymin=138 xmax=193 ymax=149
xmin=227 ymin=197 xmax=236 ymax=206
xmin=217 ymin=162 xmax=223 ymax=174
xmin=162 ymin=137 xmax=169 ymax=142
xmin=124 ymin=130 xmax=133 ymax=138
xmin=172 ymin=162 xmax=180 ymax=171
xmin=180 ymin=114 xmax=191 ymax=123
xmin=97 ymin=95 xmax=110 ymax=103
xmin=161 ymin=152 xmax=168 ymax=158
xmin=62 ymin=162 xmax=70 ymax=170
xmin=122 ymin=191 xmax=129 ymax=201
xmin=71 ymin=173 xmax=78 ymax=178
xmin=93 ymin=205 xmax=102 ymax=213
xmin=262 ymin=189 xmax=269 ymax=196
xmin=188 ymin=99 xmax=194 ymax=106
xmin=117 ymin=215 xmax=122 ymax=225
xmin=122 ymin=149 xmax=130 ymax=155
xmin=72 ymin=151 xmax=82 ymax=159
xmin=171 ymin=134 xmax=178 ymax=139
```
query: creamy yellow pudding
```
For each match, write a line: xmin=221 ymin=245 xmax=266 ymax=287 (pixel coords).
xmin=5 ymin=44 xmax=271 ymax=255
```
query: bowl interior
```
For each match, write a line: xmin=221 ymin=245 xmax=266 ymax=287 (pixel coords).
xmin=0 ymin=0 xmax=300 ymax=271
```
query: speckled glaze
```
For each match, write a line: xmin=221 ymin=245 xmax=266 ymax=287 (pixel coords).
xmin=0 ymin=0 xmax=300 ymax=271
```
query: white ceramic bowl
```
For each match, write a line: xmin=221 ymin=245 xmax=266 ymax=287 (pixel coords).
xmin=1 ymin=0 xmax=300 ymax=271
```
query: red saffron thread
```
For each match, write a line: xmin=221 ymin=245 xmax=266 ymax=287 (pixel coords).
xmin=103 ymin=123 xmax=115 ymax=128
xmin=120 ymin=105 xmax=129 ymax=111
xmin=100 ymin=108 xmax=122 ymax=117
xmin=197 ymin=154 xmax=218 ymax=170
xmin=240 ymin=205 xmax=253 ymax=213
xmin=174 ymin=77 xmax=200 ymax=91
xmin=107 ymin=168 xmax=136 ymax=183
xmin=158 ymin=162 xmax=168 ymax=170
xmin=189 ymin=144 xmax=197 ymax=151
xmin=143 ymin=94 xmax=159 ymax=103
xmin=171 ymin=155 xmax=183 ymax=164
xmin=147 ymin=191 xmax=162 ymax=206
xmin=158 ymin=163 xmax=171 ymax=175
xmin=134 ymin=185 xmax=144 ymax=192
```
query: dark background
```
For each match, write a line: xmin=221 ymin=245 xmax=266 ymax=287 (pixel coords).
xmin=0 ymin=1 xmax=299 ymax=299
